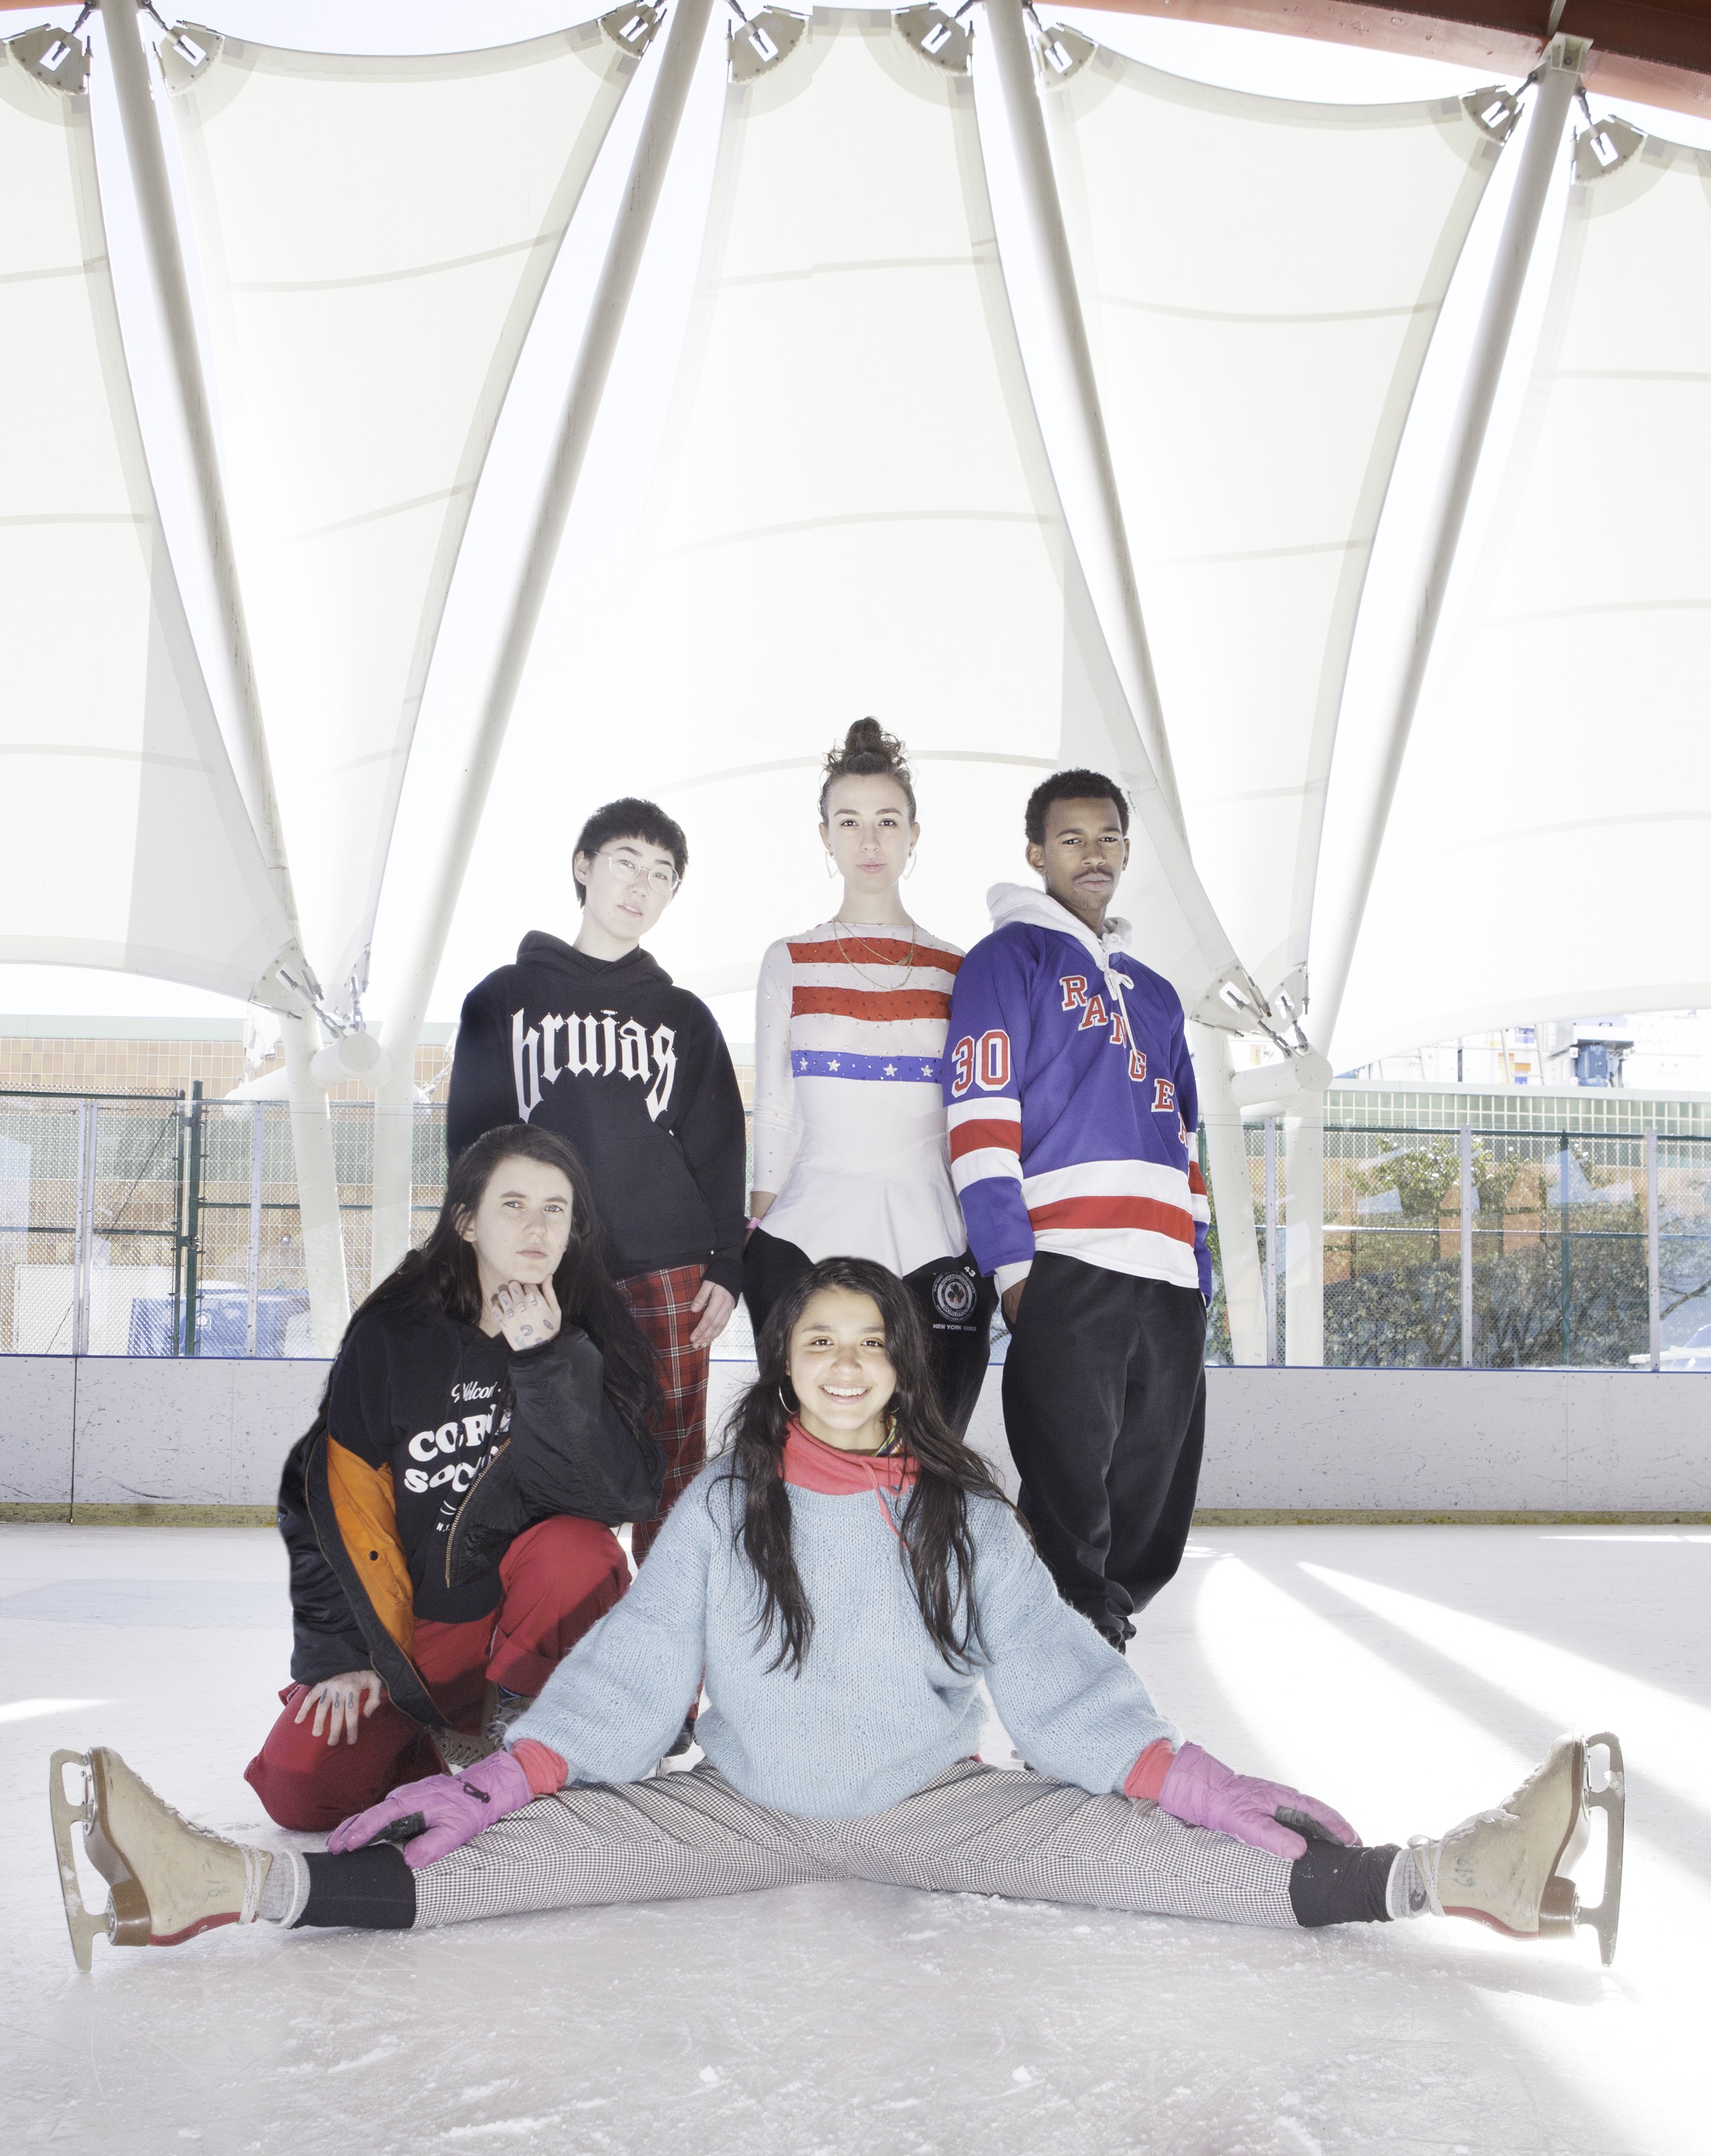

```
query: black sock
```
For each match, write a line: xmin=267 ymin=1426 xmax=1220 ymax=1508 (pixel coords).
xmin=1288 ymin=1841 xmax=1400 ymax=1929
xmin=296 ymin=1844 xmax=417 ymax=1930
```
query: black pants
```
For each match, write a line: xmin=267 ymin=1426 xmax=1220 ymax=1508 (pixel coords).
xmin=1001 ymin=1254 xmax=1206 ymax=1637
xmin=743 ymin=1229 xmax=997 ymax=1438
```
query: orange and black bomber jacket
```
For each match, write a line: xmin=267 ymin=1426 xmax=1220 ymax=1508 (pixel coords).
xmin=276 ymin=1306 xmax=662 ymax=1728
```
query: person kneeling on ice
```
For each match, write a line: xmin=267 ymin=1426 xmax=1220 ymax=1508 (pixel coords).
xmin=239 ymin=1125 xmax=664 ymax=1831
xmin=50 ymin=1257 xmax=1623 ymax=1970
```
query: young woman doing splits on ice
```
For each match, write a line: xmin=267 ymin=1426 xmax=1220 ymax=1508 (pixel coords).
xmin=237 ymin=1124 xmax=663 ymax=1832
xmin=746 ymin=719 xmax=996 ymax=1434
xmin=52 ymin=1258 xmax=1622 ymax=1969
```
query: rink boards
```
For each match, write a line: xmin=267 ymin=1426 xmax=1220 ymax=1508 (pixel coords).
xmin=0 ymin=1356 xmax=1704 ymax=1521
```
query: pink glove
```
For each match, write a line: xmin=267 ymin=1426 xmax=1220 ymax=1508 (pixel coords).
xmin=1157 ymin=1742 xmax=1359 ymax=1860
xmin=327 ymin=1748 xmax=534 ymax=1869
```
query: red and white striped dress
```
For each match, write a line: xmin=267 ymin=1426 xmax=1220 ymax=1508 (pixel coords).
xmin=751 ymin=920 xmax=967 ymax=1277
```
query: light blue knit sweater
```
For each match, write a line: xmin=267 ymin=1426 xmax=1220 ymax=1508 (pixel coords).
xmin=507 ymin=1462 xmax=1180 ymax=1819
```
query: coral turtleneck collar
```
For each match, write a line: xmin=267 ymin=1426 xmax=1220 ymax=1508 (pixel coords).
xmin=782 ymin=1418 xmax=915 ymax=1496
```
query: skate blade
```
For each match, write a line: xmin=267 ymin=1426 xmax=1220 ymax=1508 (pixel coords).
xmin=1580 ymin=1730 xmax=1624 ymax=1968
xmin=48 ymin=1751 xmax=105 ymax=1974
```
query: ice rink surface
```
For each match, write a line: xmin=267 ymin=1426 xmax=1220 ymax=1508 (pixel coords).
xmin=2 ymin=1520 xmax=1704 ymax=2156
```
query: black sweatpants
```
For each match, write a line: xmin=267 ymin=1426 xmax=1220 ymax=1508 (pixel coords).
xmin=1000 ymin=1254 xmax=1207 ymax=1638
xmin=743 ymin=1228 xmax=997 ymax=1438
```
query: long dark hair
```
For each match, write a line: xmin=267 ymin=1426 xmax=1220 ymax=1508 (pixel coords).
xmin=319 ymin=1124 xmax=660 ymax=1440
xmin=721 ymin=1255 xmax=1012 ymax=1674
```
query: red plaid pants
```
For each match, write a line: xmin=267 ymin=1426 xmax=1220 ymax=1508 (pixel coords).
xmin=616 ymin=1264 xmax=711 ymax=1563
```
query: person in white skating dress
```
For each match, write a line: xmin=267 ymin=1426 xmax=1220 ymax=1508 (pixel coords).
xmin=745 ymin=719 xmax=996 ymax=1432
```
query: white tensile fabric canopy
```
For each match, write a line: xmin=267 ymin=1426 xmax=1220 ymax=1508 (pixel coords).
xmin=6 ymin=2 xmax=1710 ymax=1234
xmin=489 ymin=6 xmax=1237 ymax=1016
xmin=1335 ymin=124 xmax=1711 ymax=1067
xmin=1042 ymin=38 xmax=1505 ymax=1001
xmin=0 ymin=34 xmax=296 ymax=1003
xmin=161 ymin=17 xmax=641 ymax=1001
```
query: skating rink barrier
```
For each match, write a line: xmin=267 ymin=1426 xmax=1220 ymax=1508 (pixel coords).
xmin=0 ymin=1357 xmax=1704 ymax=1520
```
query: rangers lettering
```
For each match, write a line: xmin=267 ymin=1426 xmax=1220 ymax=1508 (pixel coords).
xmin=1059 ymin=974 xmax=1089 ymax=1011
xmin=1076 ymin=994 xmax=1110 ymax=1034
xmin=1129 ymin=1048 xmax=1148 ymax=1084
xmin=1109 ymin=1007 xmax=1127 ymax=1049
xmin=1152 ymin=1077 xmax=1177 ymax=1114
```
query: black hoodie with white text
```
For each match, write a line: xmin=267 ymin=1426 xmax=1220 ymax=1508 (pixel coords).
xmin=447 ymin=931 xmax=746 ymax=1298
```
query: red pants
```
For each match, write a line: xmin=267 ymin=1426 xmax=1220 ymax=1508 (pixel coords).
xmin=245 ymin=1514 xmax=627 ymax=1832
xmin=619 ymin=1264 xmax=712 ymax=1564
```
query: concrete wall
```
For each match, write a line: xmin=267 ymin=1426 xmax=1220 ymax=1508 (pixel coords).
xmin=1 ymin=1356 xmax=1705 ymax=1518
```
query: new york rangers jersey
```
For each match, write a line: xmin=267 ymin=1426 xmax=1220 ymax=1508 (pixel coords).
xmin=944 ymin=885 xmax=1210 ymax=1299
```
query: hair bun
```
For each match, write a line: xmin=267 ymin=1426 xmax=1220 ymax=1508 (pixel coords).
xmin=845 ymin=716 xmax=892 ymax=759
xmin=820 ymin=717 xmax=916 ymax=822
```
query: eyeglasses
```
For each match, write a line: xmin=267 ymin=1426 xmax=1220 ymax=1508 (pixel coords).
xmin=594 ymin=846 xmax=679 ymax=896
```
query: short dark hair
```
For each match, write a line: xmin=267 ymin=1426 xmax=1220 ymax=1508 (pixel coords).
xmin=572 ymin=797 xmax=688 ymax=906
xmin=1024 ymin=768 xmax=1129 ymax=847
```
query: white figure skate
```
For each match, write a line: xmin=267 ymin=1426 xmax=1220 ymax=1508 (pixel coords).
xmin=1412 ymin=1732 xmax=1624 ymax=1965
xmin=49 ymin=1749 xmax=271 ymax=1971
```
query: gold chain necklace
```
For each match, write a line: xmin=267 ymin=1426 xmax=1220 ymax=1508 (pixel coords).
xmin=831 ymin=917 xmax=918 ymax=989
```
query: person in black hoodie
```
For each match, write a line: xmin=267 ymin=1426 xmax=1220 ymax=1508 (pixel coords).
xmin=446 ymin=798 xmax=746 ymax=1564
xmin=245 ymin=1124 xmax=663 ymax=1832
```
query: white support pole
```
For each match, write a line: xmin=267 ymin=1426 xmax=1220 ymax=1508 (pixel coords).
xmin=1312 ymin=37 xmax=1586 ymax=1053
xmin=1460 ymin=1121 xmax=1475 ymax=1367
xmin=95 ymin=0 xmax=294 ymax=922
xmin=1645 ymin=1125 xmax=1661 ymax=1372
xmin=1263 ymin=1116 xmax=1279 ymax=1366
xmin=1284 ymin=1098 xmax=1325 ymax=1367
xmin=1190 ymin=1022 xmax=1264 ymax=1365
xmin=370 ymin=0 xmax=717 ymax=1282
xmin=984 ymin=0 xmax=1182 ymax=828
xmin=99 ymin=0 xmax=352 ymax=1342
xmin=72 ymin=1101 xmax=97 ymax=1359
xmin=244 ymin=1100 xmax=264 ymax=1358
xmin=282 ymin=1014 xmax=349 ymax=1355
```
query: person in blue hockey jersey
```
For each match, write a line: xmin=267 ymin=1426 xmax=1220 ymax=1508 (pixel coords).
xmin=944 ymin=769 xmax=1211 ymax=1649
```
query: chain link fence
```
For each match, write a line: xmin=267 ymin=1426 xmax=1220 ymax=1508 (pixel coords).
xmin=0 ymin=1089 xmax=447 ymax=1357
xmin=1203 ymin=1119 xmax=1711 ymax=1370
xmin=9 ymin=1086 xmax=1710 ymax=1369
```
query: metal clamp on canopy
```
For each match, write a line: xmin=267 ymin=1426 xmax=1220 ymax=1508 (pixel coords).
xmin=7 ymin=24 xmax=89 ymax=92
xmin=1034 ymin=20 xmax=1092 ymax=84
xmin=1463 ymin=84 xmax=1522 ymax=142
xmin=1573 ymin=110 xmax=1644 ymax=179
xmin=729 ymin=6 xmax=807 ymax=81
xmin=602 ymin=3 xmax=665 ymax=58
xmin=154 ymin=20 xmax=219 ymax=89
xmin=895 ymin=4 xmax=972 ymax=75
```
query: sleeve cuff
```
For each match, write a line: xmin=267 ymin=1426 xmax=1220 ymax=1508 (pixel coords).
xmin=1124 ymin=1739 xmax=1175 ymax=1803
xmin=508 ymin=1738 xmax=569 ymax=1797
xmin=994 ymin=1260 xmax=1033 ymax=1296
xmin=704 ymin=1251 xmax=744 ymax=1299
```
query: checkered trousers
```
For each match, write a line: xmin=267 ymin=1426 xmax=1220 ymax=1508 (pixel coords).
xmin=410 ymin=1759 xmax=1297 ymax=1934
xmin=616 ymin=1264 xmax=711 ymax=1562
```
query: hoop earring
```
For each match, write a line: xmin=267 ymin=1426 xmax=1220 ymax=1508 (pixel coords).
xmin=824 ymin=852 xmax=838 ymax=880
xmin=903 ymin=848 xmax=918 ymax=882
xmin=778 ymin=1383 xmax=798 ymax=1418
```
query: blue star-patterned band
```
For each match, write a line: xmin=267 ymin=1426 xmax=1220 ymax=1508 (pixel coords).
xmin=791 ymin=1049 xmax=943 ymax=1084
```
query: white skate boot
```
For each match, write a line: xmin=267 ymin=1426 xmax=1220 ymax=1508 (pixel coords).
xmin=49 ymin=1749 xmax=272 ymax=1971
xmin=1412 ymin=1732 xmax=1624 ymax=1965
